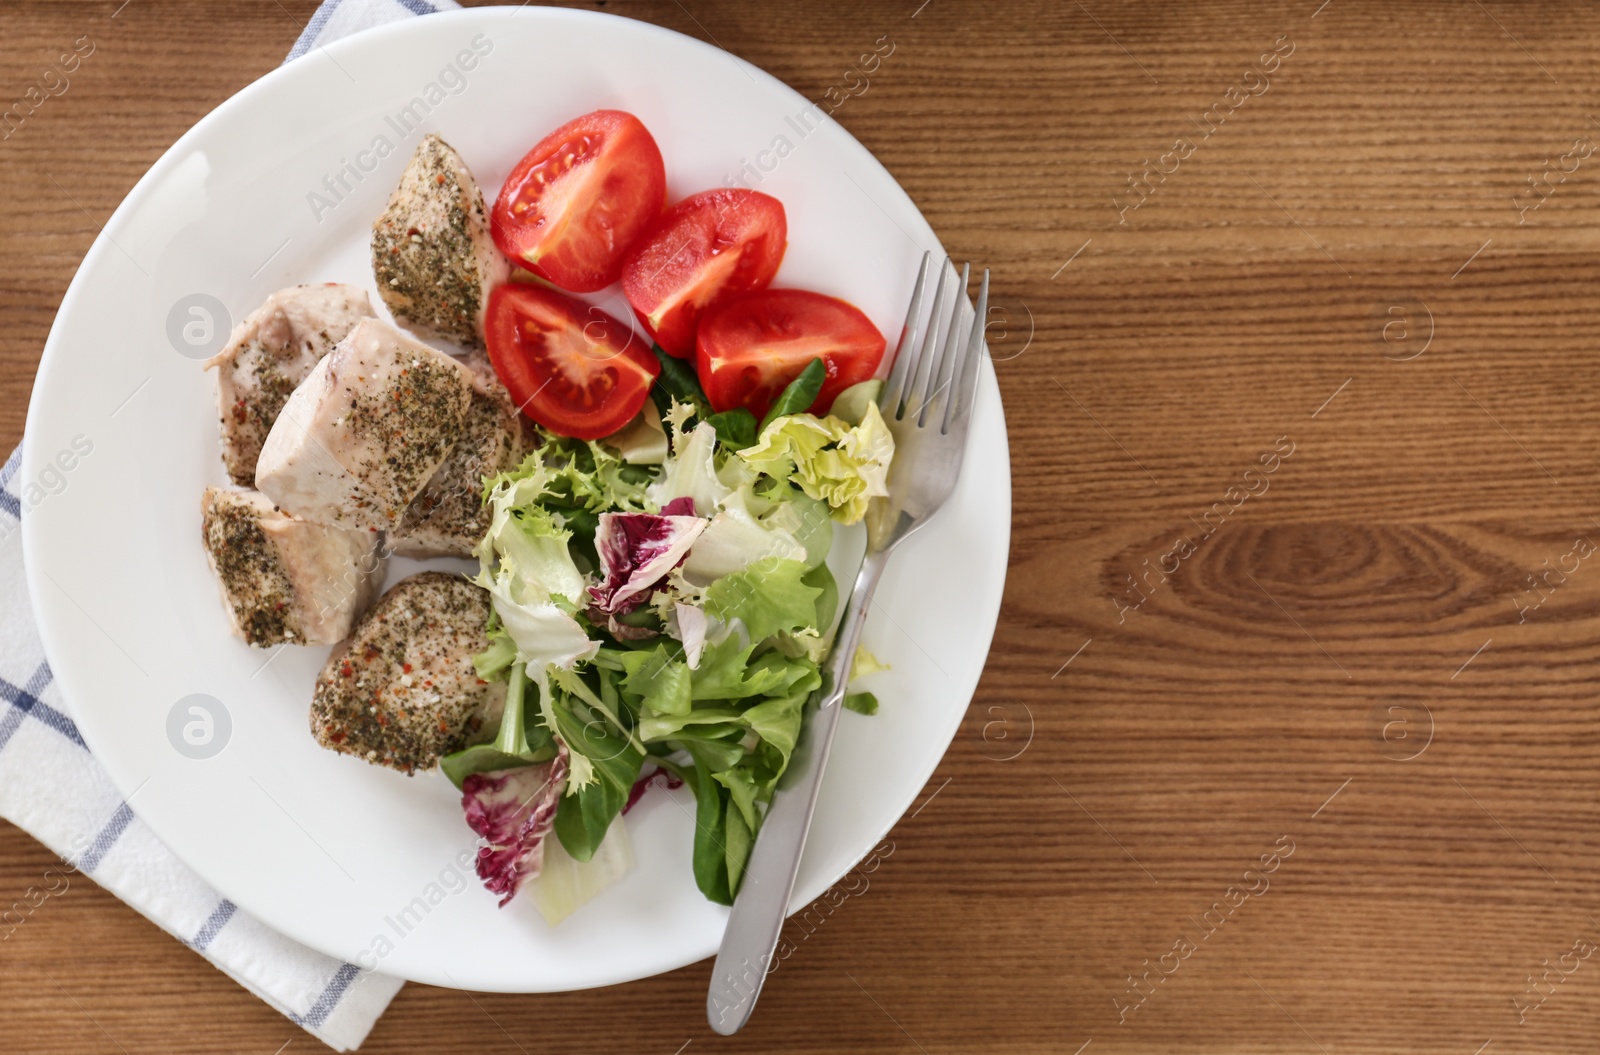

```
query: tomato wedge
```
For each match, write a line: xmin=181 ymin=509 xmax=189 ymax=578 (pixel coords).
xmin=491 ymin=110 xmax=667 ymax=293
xmin=621 ymin=189 xmax=787 ymax=357
xmin=696 ymin=290 xmax=886 ymax=418
xmin=485 ymin=284 xmax=659 ymax=440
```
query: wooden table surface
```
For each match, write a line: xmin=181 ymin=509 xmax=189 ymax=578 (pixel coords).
xmin=6 ymin=0 xmax=1600 ymax=1051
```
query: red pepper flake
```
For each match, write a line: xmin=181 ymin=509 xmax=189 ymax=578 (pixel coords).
xmin=407 ymin=226 xmax=421 ymax=236
xmin=476 ymin=679 xmax=488 ymax=686
xmin=340 ymin=663 xmax=353 ymax=678
xmin=402 ymin=663 xmax=413 ymax=673
xmin=329 ymin=731 xmax=345 ymax=744
xmin=437 ymin=721 xmax=448 ymax=733
xmin=435 ymin=174 xmax=446 ymax=185
xmin=376 ymin=713 xmax=389 ymax=726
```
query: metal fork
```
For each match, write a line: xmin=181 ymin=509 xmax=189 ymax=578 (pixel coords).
xmin=707 ymin=253 xmax=989 ymax=1034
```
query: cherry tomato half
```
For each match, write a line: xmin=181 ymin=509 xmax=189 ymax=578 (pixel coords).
xmin=621 ymin=189 xmax=787 ymax=357
xmin=491 ymin=110 xmax=667 ymax=293
xmin=695 ymin=289 xmax=886 ymax=419
xmin=485 ymin=283 xmax=659 ymax=440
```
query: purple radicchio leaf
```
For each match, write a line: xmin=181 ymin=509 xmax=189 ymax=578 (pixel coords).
xmin=589 ymin=504 xmax=706 ymax=615
xmin=659 ymin=497 xmax=696 ymax=517
xmin=623 ymin=764 xmax=684 ymax=815
xmin=461 ymin=747 xmax=568 ymax=907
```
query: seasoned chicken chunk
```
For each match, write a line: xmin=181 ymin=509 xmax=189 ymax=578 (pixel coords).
xmin=256 ymin=318 xmax=476 ymax=530
xmin=372 ymin=134 xmax=509 ymax=348
xmin=205 ymin=284 xmax=376 ymax=486
xmin=394 ymin=353 xmax=528 ymax=558
xmin=311 ymin=572 xmax=505 ymax=773
xmin=201 ymin=487 xmax=385 ymax=647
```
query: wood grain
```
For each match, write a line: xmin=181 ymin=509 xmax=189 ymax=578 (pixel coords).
xmin=5 ymin=0 xmax=1600 ymax=1052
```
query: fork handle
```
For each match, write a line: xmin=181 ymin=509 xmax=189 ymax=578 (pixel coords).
xmin=706 ymin=548 xmax=891 ymax=1035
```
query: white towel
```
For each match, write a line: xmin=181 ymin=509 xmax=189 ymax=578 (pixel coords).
xmin=0 ymin=1 xmax=463 ymax=1048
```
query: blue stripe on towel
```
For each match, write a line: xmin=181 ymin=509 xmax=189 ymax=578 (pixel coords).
xmin=287 ymin=0 xmax=349 ymax=61
xmin=78 ymin=801 xmax=135 ymax=873
xmin=192 ymin=899 xmax=238 ymax=951
xmin=296 ymin=962 xmax=361 ymax=1028
xmin=0 ymin=443 xmax=23 ymax=494
xmin=0 ymin=662 xmax=83 ymax=752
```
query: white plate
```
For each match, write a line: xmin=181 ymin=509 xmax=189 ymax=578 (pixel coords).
xmin=22 ymin=7 xmax=1009 ymax=992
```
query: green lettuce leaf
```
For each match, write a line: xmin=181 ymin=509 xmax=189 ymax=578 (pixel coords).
xmin=843 ymin=691 xmax=880 ymax=715
xmin=703 ymin=557 xmax=821 ymax=642
xmin=738 ymin=403 xmax=895 ymax=524
xmin=619 ymin=645 xmax=692 ymax=716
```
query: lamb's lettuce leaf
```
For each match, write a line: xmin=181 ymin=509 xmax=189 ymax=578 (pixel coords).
xmin=548 ymin=674 xmax=646 ymax=862
xmin=648 ymin=345 xmax=760 ymax=453
xmin=759 ymin=357 xmax=827 ymax=431
xmin=706 ymin=408 xmax=758 ymax=451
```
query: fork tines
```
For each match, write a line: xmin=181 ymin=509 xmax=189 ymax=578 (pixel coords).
xmin=882 ymin=252 xmax=989 ymax=436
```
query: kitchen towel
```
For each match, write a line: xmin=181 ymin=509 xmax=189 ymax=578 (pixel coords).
xmin=0 ymin=0 xmax=463 ymax=1049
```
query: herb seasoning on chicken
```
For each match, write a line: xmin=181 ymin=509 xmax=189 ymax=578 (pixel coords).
xmin=255 ymin=318 xmax=476 ymax=530
xmin=205 ymin=283 xmax=375 ymax=486
xmin=311 ymin=572 xmax=505 ymax=773
xmin=372 ymin=133 xmax=509 ymax=348
xmin=394 ymin=352 xmax=528 ymax=558
xmin=201 ymin=487 xmax=385 ymax=647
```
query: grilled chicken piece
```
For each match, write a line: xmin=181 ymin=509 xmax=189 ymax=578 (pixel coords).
xmin=311 ymin=572 xmax=504 ymax=773
xmin=201 ymin=487 xmax=385 ymax=647
xmin=393 ymin=353 xmax=528 ymax=558
xmin=205 ymin=284 xmax=376 ymax=486
xmin=372 ymin=134 xmax=509 ymax=348
xmin=256 ymin=318 xmax=476 ymax=531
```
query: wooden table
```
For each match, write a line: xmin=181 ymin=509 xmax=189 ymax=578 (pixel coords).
xmin=5 ymin=1 xmax=1600 ymax=1051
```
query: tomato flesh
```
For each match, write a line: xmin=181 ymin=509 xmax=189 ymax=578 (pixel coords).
xmin=492 ymin=110 xmax=667 ymax=293
xmin=485 ymin=284 xmax=659 ymax=440
xmin=696 ymin=289 xmax=886 ymax=419
xmin=621 ymin=189 xmax=787 ymax=357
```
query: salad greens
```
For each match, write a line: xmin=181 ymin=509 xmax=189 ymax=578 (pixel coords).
xmin=445 ymin=356 xmax=896 ymax=914
xmin=759 ymin=357 xmax=827 ymax=431
xmin=742 ymin=401 xmax=895 ymax=524
xmin=649 ymin=344 xmax=760 ymax=453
